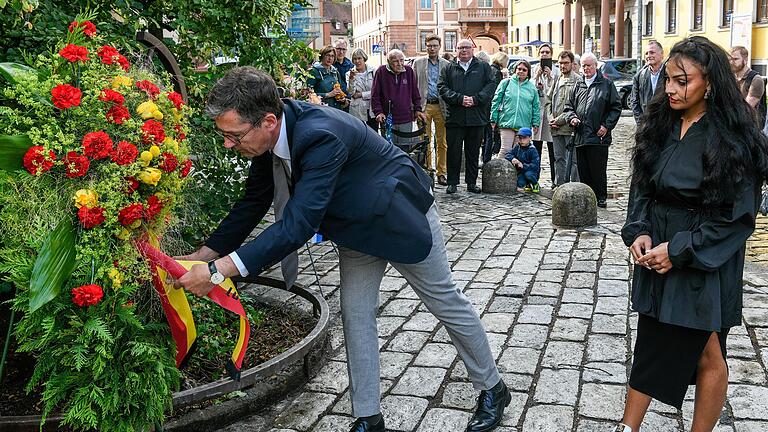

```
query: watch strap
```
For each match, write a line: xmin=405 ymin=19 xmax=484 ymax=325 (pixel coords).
xmin=208 ymin=260 xmax=217 ymax=275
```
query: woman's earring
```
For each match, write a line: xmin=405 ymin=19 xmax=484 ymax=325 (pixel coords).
xmin=704 ymin=87 xmax=712 ymax=99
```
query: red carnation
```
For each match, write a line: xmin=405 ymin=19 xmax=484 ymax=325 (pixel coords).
xmin=124 ymin=176 xmax=140 ymax=194
xmin=68 ymin=20 xmax=97 ymax=37
xmin=110 ymin=141 xmax=138 ymax=165
xmin=51 ymin=84 xmax=82 ymax=109
xmin=180 ymin=159 xmax=192 ymax=178
xmin=82 ymin=131 xmax=114 ymax=160
xmin=135 ymin=80 xmax=160 ymax=99
xmin=117 ymin=55 xmax=130 ymax=71
xmin=99 ymin=89 xmax=125 ymax=105
xmin=141 ymin=120 xmax=165 ymax=144
xmin=22 ymin=146 xmax=56 ymax=175
xmin=167 ymin=92 xmax=184 ymax=110
xmin=174 ymin=124 xmax=186 ymax=141
xmin=62 ymin=151 xmax=90 ymax=178
xmin=97 ymin=45 xmax=120 ymax=65
xmin=159 ymin=152 xmax=178 ymax=172
xmin=59 ymin=44 xmax=89 ymax=62
xmin=118 ymin=203 xmax=145 ymax=227
xmin=71 ymin=284 xmax=104 ymax=307
xmin=145 ymin=195 xmax=164 ymax=220
xmin=105 ymin=104 xmax=131 ymax=124
xmin=77 ymin=205 xmax=105 ymax=229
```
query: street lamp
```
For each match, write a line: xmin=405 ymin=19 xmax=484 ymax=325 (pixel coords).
xmin=378 ymin=19 xmax=383 ymax=66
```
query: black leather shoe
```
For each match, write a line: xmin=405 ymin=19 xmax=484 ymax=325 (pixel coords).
xmin=597 ymin=200 xmax=607 ymax=208
xmin=437 ymin=174 xmax=448 ymax=186
xmin=466 ymin=379 xmax=511 ymax=432
xmin=446 ymin=184 xmax=458 ymax=194
xmin=350 ymin=413 xmax=384 ymax=432
xmin=467 ymin=184 xmax=482 ymax=193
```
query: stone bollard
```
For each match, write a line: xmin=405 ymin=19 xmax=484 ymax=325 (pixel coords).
xmin=481 ymin=159 xmax=517 ymax=193
xmin=551 ymin=182 xmax=598 ymax=227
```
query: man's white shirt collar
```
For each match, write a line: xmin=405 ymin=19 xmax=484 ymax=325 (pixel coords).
xmin=273 ymin=114 xmax=291 ymax=174
xmin=459 ymin=57 xmax=472 ymax=71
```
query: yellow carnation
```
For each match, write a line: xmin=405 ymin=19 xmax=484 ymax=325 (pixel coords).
xmin=163 ymin=137 xmax=179 ymax=152
xmin=108 ymin=268 xmax=123 ymax=288
xmin=139 ymin=167 xmax=162 ymax=186
xmin=111 ymin=75 xmax=133 ymax=89
xmin=137 ymin=101 xmax=163 ymax=120
xmin=74 ymin=189 xmax=98 ymax=209
xmin=139 ymin=150 xmax=153 ymax=167
xmin=149 ymin=145 xmax=161 ymax=157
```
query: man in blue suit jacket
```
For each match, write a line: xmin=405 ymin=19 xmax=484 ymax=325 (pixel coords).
xmin=176 ymin=67 xmax=509 ymax=432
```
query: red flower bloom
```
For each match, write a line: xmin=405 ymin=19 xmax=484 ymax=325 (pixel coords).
xmin=124 ymin=176 xmax=140 ymax=194
xmin=180 ymin=159 xmax=192 ymax=178
xmin=118 ymin=203 xmax=145 ymax=227
xmin=22 ymin=146 xmax=56 ymax=175
xmin=59 ymin=44 xmax=89 ymax=62
xmin=77 ymin=205 xmax=105 ymax=229
xmin=62 ymin=151 xmax=90 ymax=178
xmin=141 ymin=120 xmax=165 ymax=144
xmin=68 ymin=20 xmax=97 ymax=37
xmin=82 ymin=131 xmax=114 ymax=160
xmin=71 ymin=284 xmax=104 ymax=307
xmin=117 ymin=54 xmax=130 ymax=71
xmin=110 ymin=141 xmax=138 ymax=165
xmin=135 ymin=80 xmax=160 ymax=99
xmin=174 ymin=124 xmax=186 ymax=141
xmin=167 ymin=92 xmax=184 ymax=110
xmin=159 ymin=152 xmax=178 ymax=172
xmin=145 ymin=195 xmax=164 ymax=220
xmin=51 ymin=84 xmax=82 ymax=109
xmin=97 ymin=45 xmax=120 ymax=65
xmin=99 ymin=89 xmax=125 ymax=105
xmin=105 ymin=104 xmax=131 ymax=124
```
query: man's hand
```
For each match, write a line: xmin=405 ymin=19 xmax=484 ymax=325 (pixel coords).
xmin=597 ymin=125 xmax=608 ymax=137
xmin=415 ymin=111 xmax=427 ymax=123
xmin=175 ymin=263 xmax=216 ymax=297
xmin=462 ymin=96 xmax=474 ymax=107
xmin=174 ymin=245 xmax=218 ymax=263
xmin=569 ymin=117 xmax=581 ymax=127
xmin=549 ymin=119 xmax=559 ymax=129
xmin=376 ymin=113 xmax=386 ymax=123
xmin=637 ymin=242 xmax=672 ymax=274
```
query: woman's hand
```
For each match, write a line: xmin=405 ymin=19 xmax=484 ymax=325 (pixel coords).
xmin=629 ymin=235 xmax=651 ymax=264
xmin=637 ymin=241 xmax=672 ymax=274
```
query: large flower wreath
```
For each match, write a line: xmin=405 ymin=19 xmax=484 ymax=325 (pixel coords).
xmin=0 ymin=17 xmax=195 ymax=431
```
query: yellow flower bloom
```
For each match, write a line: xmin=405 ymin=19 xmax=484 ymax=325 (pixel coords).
xmin=163 ymin=137 xmax=179 ymax=152
xmin=139 ymin=167 xmax=162 ymax=186
xmin=108 ymin=268 xmax=123 ymax=288
xmin=139 ymin=150 xmax=153 ymax=167
xmin=111 ymin=75 xmax=133 ymax=89
xmin=74 ymin=189 xmax=98 ymax=209
xmin=172 ymin=108 xmax=183 ymax=122
xmin=149 ymin=145 xmax=161 ymax=157
xmin=137 ymin=101 xmax=163 ymax=120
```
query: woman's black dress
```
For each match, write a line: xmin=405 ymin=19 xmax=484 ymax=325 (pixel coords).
xmin=621 ymin=115 xmax=761 ymax=408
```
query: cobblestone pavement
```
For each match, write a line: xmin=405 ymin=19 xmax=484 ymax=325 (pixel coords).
xmin=218 ymin=116 xmax=768 ymax=432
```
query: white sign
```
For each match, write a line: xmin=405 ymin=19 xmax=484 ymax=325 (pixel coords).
xmin=730 ymin=14 xmax=753 ymax=62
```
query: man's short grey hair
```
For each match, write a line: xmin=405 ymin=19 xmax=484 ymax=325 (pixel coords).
xmin=351 ymin=48 xmax=368 ymax=62
xmin=476 ymin=51 xmax=490 ymax=63
xmin=581 ymin=52 xmax=598 ymax=65
xmin=388 ymin=49 xmax=404 ymax=60
xmin=334 ymin=40 xmax=348 ymax=48
xmin=648 ymin=40 xmax=664 ymax=53
xmin=205 ymin=66 xmax=283 ymax=124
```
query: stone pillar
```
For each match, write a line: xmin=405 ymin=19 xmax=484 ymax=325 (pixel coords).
xmin=600 ymin=0 xmax=610 ymax=58
xmin=615 ymin=0 xmax=625 ymax=57
xmin=563 ymin=1 xmax=572 ymax=50
xmin=575 ymin=1 xmax=583 ymax=54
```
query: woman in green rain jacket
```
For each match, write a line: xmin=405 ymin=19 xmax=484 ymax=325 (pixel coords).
xmin=490 ymin=60 xmax=540 ymax=158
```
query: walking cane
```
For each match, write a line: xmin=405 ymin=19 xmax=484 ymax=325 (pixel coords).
xmin=564 ymin=129 xmax=576 ymax=183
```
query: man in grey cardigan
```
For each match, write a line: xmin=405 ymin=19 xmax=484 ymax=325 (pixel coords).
xmin=547 ymin=50 xmax=581 ymax=186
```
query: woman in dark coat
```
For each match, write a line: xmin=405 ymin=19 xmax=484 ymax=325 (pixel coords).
xmin=617 ymin=37 xmax=768 ymax=432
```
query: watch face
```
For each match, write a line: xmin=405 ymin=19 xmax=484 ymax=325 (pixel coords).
xmin=210 ymin=272 xmax=225 ymax=285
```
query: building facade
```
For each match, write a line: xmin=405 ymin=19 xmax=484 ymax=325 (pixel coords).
xmin=351 ymin=0 xmax=509 ymax=66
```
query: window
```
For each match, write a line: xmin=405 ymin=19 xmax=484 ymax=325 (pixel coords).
xmin=692 ymin=0 xmax=703 ymax=30
xmin=445 ymin=31 xmax=457 ymax=51
xmin=419 ymin=31 xmax=432 ymax=51
xmin=721 ymin=0 xmax=734 ymax=26
xmin=516 ymin=28 xmax=520 ymax=42
xmin=335 ymin=21 xmax=341 ymax=30
xmin=560 ymin=19 xmax=564 ymax=44
xmin=548 ymin=22 xmax=553 ymax=43
xmin=478 ymin=0 xmax=493 ymax=7
xmin=666 ymin=0 xmax=677 ymax=33
xmin=644 ymin=2 xmax=654 ymax=35
xmin=444 ymin=0 xmax=457 ymax=8
xmin=537 ymin=24 xmax=541 ymax=40
xmin=420 ymin=0 xmax=432 ymax=9
xmin=759 ymin=0 xmax=768 ymax=22
xmin=526 ymin=26 xmax=530 ymax=41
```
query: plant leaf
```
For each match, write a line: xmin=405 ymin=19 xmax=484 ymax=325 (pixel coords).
xmin=0 ymin=62 xmax=36 ymax=85
xmin=0 ymin=134 xmax=32 ymax=171
xmin=29 ymin=217 xmax=77 ymax=312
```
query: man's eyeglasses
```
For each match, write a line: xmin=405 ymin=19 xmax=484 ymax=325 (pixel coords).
xmin=457 ymin=46 xmax=472 ymax=50
xmin=426 ymin=44 xmax=440 ymax=48
xmin=214 ymin=124 xmax=256 ymax=146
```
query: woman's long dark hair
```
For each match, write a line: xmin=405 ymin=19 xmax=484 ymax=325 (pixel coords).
xmin=632 ymin=36 xmax=768 ymax=205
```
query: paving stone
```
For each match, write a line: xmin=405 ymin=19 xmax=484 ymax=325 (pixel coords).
xmin=517 ymin=304 xmax=554 ymax=325
xmin=587 ymin=335 xmax=628 ymax=363
xmin=440 ymin=382 xmax=477 ymax=410
xmin=450 ymin=358 xmax=468 ymax=380
xmin=306 ymin=361 xmax=349 ymax=394
xmin=453 ymin=259 xmax=483 ymax=272
xmin=728 ymin=385 xmax=768 ymax=420
xmin=500 ymin=392 xmax=530 ymax=427
xmin=527 ymin=295 xmax=558 ymax=305
xmin=578 ymin=383 xmax=625 ymax=421
xmin=274 ymin=392 xmax=337 ymax=431
xmin=536 ymin=269 xmax=565 ymax=283
xmin=380 ymin=276 xmax=407 ymax=291
xmin=331 ymin=380 xmax=392 ymax=415
xmin=489 ymin=296 xmax=523 ymax=313
xmin=481 ymin=313 xmax=515 ymax=334
xmin=559 ymin=303 xmax=594 ymax=319
xmin=597 ymin=279 xmax=630 ymax=296
xmin=508 ymin=324 xmax=549 ymax=349
xmin=591 ymin=313 xmax=628 ymax=335
xmin=475 ymin=268 xmax=507 ymax=284
xmin=465 ymin=289 xmax=495 ymax=314
xmin=310 ymin=415 xmax=353 ymax=432
xmin=542 ymin=341 xmax=584 ymax=368
xmin=402 ymin=312 xmax=440 ymax=332
xmin=570 ymin=260 xmax=598 ymax=272
xmin=396 ymin=286 xmax=420 ymax=299
xmin=572 ymin=248 xmax=601 ymax=261
xmin=453 ymin=270 xmax=477 ymax=281
xmin=565 ymin=272 xmax=597 ymax=289
xmin=533 ymin=368 xmax=580 ymax=404
xmin=377 ymin=316 xmax=407 ymax=337
xmin=734 ymin=421 xmax=768 ymax=431
xmin=487 ymin=332 xmax=508 ymax=359
xmin=728 ymin=335 xmax=759 ymax=360
xmin=728 ymin=359 xmax=767 ymax=385
xmin=503 ymin=272 xmax=534 ymax=287
xmin=521 ymin=404 xmax=575 ymax=431
xmin=387 ymin=331 xmax=431 ymax=353
xmin=529 ymin=281 xmax=562 ymax=297
xmin=483 ymin=255 xmax=516 ymax=269
xmin=381 ymin=299 xmax=421 ymax=317
xmin=551 ymin=318 xmax=589 ymax=342
xmin=431 ymin=326 xmax=451 ymax=343
xmin=415 ymin=408 xmax=473 ymax=432
xmin=576 ymin=419 xmax=619 ymax=431
xmin=380 ymin=395 xmax=429 ymax=431
xmin=500 ymin=372 xmax=535 ymax=392
xmin=638 ymin=412 xmax=681 ymax=431
xmin=379 ymin=351 xmax=414 ymax=380
xmin=583 ymin=362 xmax=627 ymax=384
xmin=498 ymin=347 xmax=540 ymax=375
xmin=594 ymin=296 xmax=629 ymax=315
xmin=391 ymin=366 xmax=447 ymax=398
xmin=562 ymin=288 xmax=595 ymax=304
xmin=497 ymin=284 xmax=527 ymax=297
xmin=413 ymin=343 xmax=458 ymax=368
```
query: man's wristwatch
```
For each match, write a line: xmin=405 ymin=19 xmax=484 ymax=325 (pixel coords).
xmin=208 ymin=260 xmax=225 ymax=285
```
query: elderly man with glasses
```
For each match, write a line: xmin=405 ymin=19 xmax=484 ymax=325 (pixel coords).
xmin=333 ymin=40 xmax=355 ymax=111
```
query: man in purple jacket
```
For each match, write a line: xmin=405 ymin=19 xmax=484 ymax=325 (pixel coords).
xmin=371 ymin=49 xmax=426 ymax=143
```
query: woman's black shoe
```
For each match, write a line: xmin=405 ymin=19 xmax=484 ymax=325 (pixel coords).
xmin=446 ymin=184 xmax=458 ymax=194
xmin=465 ymin=379 xmax=511 ymax=432
xmin=349 ymin=413 xmax=384 ymax=432
xmin=467 ymin=184 xmax=482 ymax=193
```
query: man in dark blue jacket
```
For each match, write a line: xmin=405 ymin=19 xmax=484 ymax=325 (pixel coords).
xmin=175 ymin=67 xmax=509 ymax=432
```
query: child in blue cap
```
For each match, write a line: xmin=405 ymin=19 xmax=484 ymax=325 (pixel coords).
xmin=504 ymin=127 xmax=540 ymax=193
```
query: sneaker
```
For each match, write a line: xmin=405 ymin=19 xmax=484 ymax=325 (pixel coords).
xmin=532 ymin=183 xmax=540 ymax=193
xmin=613 ymin=423 xmax=633 ymax=432
xmin=523 ymin=184 xmax=532 ymax=193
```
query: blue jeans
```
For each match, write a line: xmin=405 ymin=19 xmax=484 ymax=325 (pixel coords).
xmin=517 ymin=169 xmax=539 ymax=187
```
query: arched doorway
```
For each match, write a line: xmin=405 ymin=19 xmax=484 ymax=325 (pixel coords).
xmin=474 ymin=35 xmax=500 ymax=53
xmin=624 ymin=18 xmax=633 ymax=57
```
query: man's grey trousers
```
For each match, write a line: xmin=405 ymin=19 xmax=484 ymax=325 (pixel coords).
xmin=338 ymin=204 xmax=501 ymax=417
